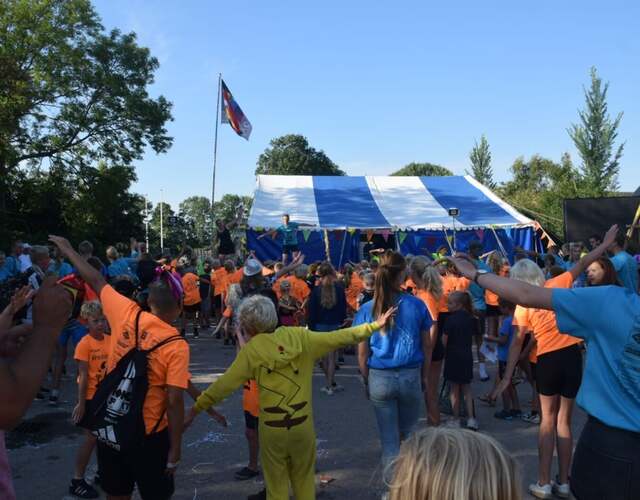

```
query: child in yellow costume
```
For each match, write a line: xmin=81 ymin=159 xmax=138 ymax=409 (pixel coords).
xmin=185 ymin=294 xmax=395 ymax=500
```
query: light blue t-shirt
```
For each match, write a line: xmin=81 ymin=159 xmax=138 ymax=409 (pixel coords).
xmin=353 ymin=293 xmax=432 ymax=370
xmin=277 ymin=222 xmax=300 ymax=246
xmin=552 ymin=286 xmax=640 ymax=432
xmin=611 ymin=251 xmax=638 ymax=293
xmin=107 ymin=258 xmax=134 ymax=279
xmin=468 ymin=259 xmax=490 ymax=311
xmin=498 ymin=316 xmax=514 ymax=362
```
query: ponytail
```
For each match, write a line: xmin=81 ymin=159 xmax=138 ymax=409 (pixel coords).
xmin=317 ymin=262 xmax=337 ymax=309
xmin=373 ymin=251 xmax=405 ymax=323
xmin=410 ymin=256 xmax=443 ymax=300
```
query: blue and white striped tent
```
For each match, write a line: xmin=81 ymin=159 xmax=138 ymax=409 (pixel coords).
xmin=248 ymin=175 xmax=533 ymax=230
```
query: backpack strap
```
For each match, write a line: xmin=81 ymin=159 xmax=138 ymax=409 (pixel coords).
xmin=133 ymin=309 xmax=144 ymax=349
xmin=145 ymin=335 xmax=185 ymax=354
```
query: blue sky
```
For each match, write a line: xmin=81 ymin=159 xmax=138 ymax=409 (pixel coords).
xmin=94 ymin=0 xmax=640 ymax=210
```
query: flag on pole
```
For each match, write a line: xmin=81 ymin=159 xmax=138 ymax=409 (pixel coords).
xmin=221 ymin=79 xmax=252 ymax=140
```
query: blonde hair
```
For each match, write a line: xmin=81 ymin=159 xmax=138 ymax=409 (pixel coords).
xmin=389 ymin=427 xmax=521 ymax=500
xmin=510 ymin=259 xmax=545 ymax=286
xmin=487 ymin=251 xmax=503 ymax=274
xmin=410 ymin=256 xmax=443 ymax=300
xmin=237 ymin=295 xmax=278 ymax=335
xmin=106 ymin=246 xmax=119 ymax=260
xmin=80 ymin=300 xmax=103 ymax=320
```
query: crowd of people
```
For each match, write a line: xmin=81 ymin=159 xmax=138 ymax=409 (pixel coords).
xmin=0 ymin=219 xmax=639 ymax=500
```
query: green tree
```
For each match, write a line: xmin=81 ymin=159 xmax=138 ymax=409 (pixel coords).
xmin=391 ymin=162 xmax=453 ymax=176
xmin=0 ymin=0 xmax=173 ymax=239
xmin=499 ymin=154 xmax=580 ymax=235
xmin=568 ymin=67 xmax=624 ymax=196
xmin=467 ymin=135 xmax=495 ymax=188
xmin=179 ymin=196 xmax=212 ymax=247
xmin=213 ymin=194 xmax=253 ymax=226
xmin=256 ymin=134 xmax=344 ymax=176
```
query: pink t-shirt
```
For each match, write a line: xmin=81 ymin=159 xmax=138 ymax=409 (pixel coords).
xmin=0 ymin=432 xmax=16 ymax=500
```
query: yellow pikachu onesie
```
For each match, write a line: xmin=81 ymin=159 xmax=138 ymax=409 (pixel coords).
xmin=194 ymin=323 xmax=380 ymax=500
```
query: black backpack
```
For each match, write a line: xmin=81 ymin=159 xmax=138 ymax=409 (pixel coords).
xmin=80 ymin=309 xmax=184 ymax=452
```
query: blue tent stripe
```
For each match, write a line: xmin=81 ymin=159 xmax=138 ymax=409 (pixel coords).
xmin=312 ymin=176 xmax=389 ymax=228
xmin=419 ymin=176 xmax=518 ymax=226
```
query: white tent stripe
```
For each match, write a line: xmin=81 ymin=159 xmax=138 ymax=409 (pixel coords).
xmin=248 ymin=175 xmax=319 ymax=228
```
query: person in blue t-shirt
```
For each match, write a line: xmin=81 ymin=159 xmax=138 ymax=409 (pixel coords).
xmin=467 ymin=241 xmax=491 ymax=381
xmin=353 ymin=251 xmax=431 ymax=469
xmin=608 ymin=231 xmax=638 ymax=293
xmin=448 ymin=226 xmax=640 ymax=500
xmin=484 ymin=299 xmax=521 ymax=421
xmin=258 ymin=214 xmax=302 ymax=265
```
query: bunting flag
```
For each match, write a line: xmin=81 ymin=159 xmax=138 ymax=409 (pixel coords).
xmin=221 ymin=79 xmax=252 ymax=140
xmin=381 ymin=229 xmax=391 ymax=242
xmin=302 ymin=229 xmax=312 ymax=242
xmin=347 ymin=228 xmax=357 ymax=235
xmin=334 ymin=230 xmax=343 ymax=241
xmin=426 ymin=235 xmax=437 ymax=248
xmin=475 ymin=228 xmax=485 ymax=240
xmin=413 ymin=234 xmax=422 ymax=246
xmin=366 ymin=230 xmax=375 ymax=242
xmin=398 ymin=232 xmax=408 ymax=245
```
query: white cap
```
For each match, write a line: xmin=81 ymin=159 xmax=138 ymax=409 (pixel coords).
xmin=243 ymin=258 xmax=263 ymax=277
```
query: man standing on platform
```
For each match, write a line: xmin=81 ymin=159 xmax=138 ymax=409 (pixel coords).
xmin=258 ymin=214 xmax=301 ymax=264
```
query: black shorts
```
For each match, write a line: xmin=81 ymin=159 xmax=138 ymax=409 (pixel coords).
xmin=244 ymin=411 xmax=259 ymax=430
xmin=530 ymin=361 xmax=537 ymax=382
xmin=283 ymin=244 xmax=299 ymax=254
xmin=434 ymin=312 xmax=450 ymax=362
xmin=486 ymin=305 xmax=500 ymax=317
xmin=536 ymin=344 xmax=583 ymax=398
xmin=475 ymin=310 xmax=486 ymax=337
xmin=183 ymin=303 xmax=200 ymax=314
xmin=97 ymin=429 xmax=174 ymax=499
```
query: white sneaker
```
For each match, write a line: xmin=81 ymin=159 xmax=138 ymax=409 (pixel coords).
xmin=528 ymin=482 xmax=553 ymax=499
xmin=521 ymin=412 xmax=541 ymax=424
xmin=444 ymin=418 xmax=460 ymax=428
xmin=320 ymin=386 xmax=334 ymax=395
xmin=332 ymin=383 xmax=344 ymax=392
xmin=466 ymin=418 xmax=479 ymax=431
xmin=552 ymin=480 xmax=570 ymax=498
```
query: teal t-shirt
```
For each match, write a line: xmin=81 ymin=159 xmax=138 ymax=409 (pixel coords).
xmin=468 ymin=259 xmax=490 ymax=311
xmin=552 ymin=286 xmax=640 ymax=432
xmin=277 ymin=222 xmax=300 ymax=246
xmin=611 ymin=251 xmax=638 ymax=293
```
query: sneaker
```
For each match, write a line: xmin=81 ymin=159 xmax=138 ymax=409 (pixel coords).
xmin=223 ymin=338 xmax=230 ymax=345
xmin=247 ymin=489 xmax=267 ymax=500
xmin=509 ymin=409 xmax=522 ymax=419
xmin=193 ymin=330 xmax=199 ymax=339
xmin=521 ymin=412 xmax=541 ymax=424
xmin=49 ymin=389 xmax=59 ymax=406
xmin=35 ymin=392 xmax=45 ymax=401
xmin=331 ymin=383 xmax=344 ymax=392
xmin=466 ymin=418 xmax=479 ymax=431
xmin=494 ymin=409 xmax=513 ymax=420
xmin=215 ymin=332 xmax=222 ymax=339
xmin=320 ymin=386 xmax=334 ymax=395
xmin=552 ymin=479 xmax=570 ymax=499
xmin=479 ymin=375 xmax=490 ymax=382
xmin=528 ymin=482 xmax=553 ymax=499
xmin=338 ymin=355 xmax=345 ymax=363
xmin=234 ymin=466 xmax=259 ymax=481
xmin=69 ymin=478 xmax=99 ymax=499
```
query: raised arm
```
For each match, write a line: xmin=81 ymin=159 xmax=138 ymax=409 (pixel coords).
xmin=49 ymin=235 xmax=107 ymax=295
xmin=568 ymin=224 xmax=618 ymax=280
xmin=449 ymin=256 xmax=553 ymax=310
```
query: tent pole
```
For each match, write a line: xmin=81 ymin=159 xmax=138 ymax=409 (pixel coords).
xmin=323 ymin=229 xmax=331 ymax=262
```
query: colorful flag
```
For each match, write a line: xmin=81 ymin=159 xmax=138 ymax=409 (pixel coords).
xmin=221 ymin=79 xmax=252 ymax=140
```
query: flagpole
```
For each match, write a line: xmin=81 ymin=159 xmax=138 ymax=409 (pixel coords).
xmin=211 ymin=73 xmax=222 ymax=248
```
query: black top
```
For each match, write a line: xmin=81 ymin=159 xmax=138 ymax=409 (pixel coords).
xmin=199 ymin=272 xmax=211 ymax=299
xmin=136 ymin=260 xmax=157 ymax=290
xmin=442 ymin=310 xmax=477 ymax=360
xmin=218 ymin=227 xmax=235 ymax=254
xmin=307 ymin=282 xmax=347 ymax=329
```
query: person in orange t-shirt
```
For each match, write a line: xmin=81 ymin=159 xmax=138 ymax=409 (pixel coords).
xmin=484 ymin=253 xmax=509 ymax=339
xmin=49 ymin=235 xmax=190 ymax=500
xmin=490 ymin=232 xmax=614 ymax=497
xmin=410 ymin=257 xmax=444 ymax=426
xmin=69 ymin=300 xmax=110 ymax=499
xmin=345 ymin=266 xmax=364 ymax=311
xmin=212 ymin=259 xmax=228 ymax=320
xmin=180 ymin=261 xmax=201 ymax=339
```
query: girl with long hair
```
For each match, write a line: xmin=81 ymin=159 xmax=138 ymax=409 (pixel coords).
xmin=307 ymin=262 xmax=347 ymax=395
xmin=354 ymin=251 xmax=432 ymax=469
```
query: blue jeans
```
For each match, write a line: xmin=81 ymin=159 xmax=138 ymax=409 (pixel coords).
xmin=368 ymin=367 xmax=422 ymax=467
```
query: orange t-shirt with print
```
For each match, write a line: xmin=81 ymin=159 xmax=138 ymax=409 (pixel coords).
xmin=272 ymin=276 xmax=289 ymax=299
xmin=415 ymin=289 xmax=441 ymax=323
xmin=100 ymin=285 xmax=190 ymax=434
xmin=74 ymin=334 xmax=111 ymax=399
xmin=440 ymin=275 xmax=471 ymax=312
xmin=243 ymin=379 xmax=259 ymax=417
xmin=346 ymin=273 xmax=365 ymax=310
xmin=512 ymin=271 xmax=581 ymax=357
xmin=485 ymin=264 xmax=510 ymax=306
xmin=182 ymin=272 xmax=201 ymax=306
xmin=212 ymin=268 xmax=228 ymax=296
xmin=225 ymin=268 xmax=243 ymax=294
xmin=290 ymin=276 xmax=310 ymax=303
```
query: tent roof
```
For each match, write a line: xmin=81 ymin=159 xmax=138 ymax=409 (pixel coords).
xmin=248 ymin=175 xmax=533 ymax=230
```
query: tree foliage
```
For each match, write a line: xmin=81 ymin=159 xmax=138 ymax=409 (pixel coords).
xmin=0 ymin=0 xmax=173 ymax=239
xmin=256 ymin=134 xmax=344 ymax=176
xmin=499 ymin=154 xmax=581 ymax=236
xmin=568 ymin=67 xmax=624 ymax=196
xmin=391 ymin=162 xmax=453 ymax=177
xmin=213 ymin=194 xmax=253 ymax=225
xmin=468 ymin=135 xmax=495 ymax=188
xmin=179 ymin=196 xmax=212 ymax=247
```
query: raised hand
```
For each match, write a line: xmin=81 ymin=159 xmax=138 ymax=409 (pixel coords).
xmin=32 ymin=276 xmax=73 ymax=333
xmin=375 ymin=306 xmax=398 ymax=330
xmin=602 ymin=224 xmax=620 ymax=248
xmin=48 ymin=235 xmax=74 ymax=258
xmin=9 ymin=285 xmax=34 ymax=315
xmin=447 ymin=255 xmax=478 ymax=280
